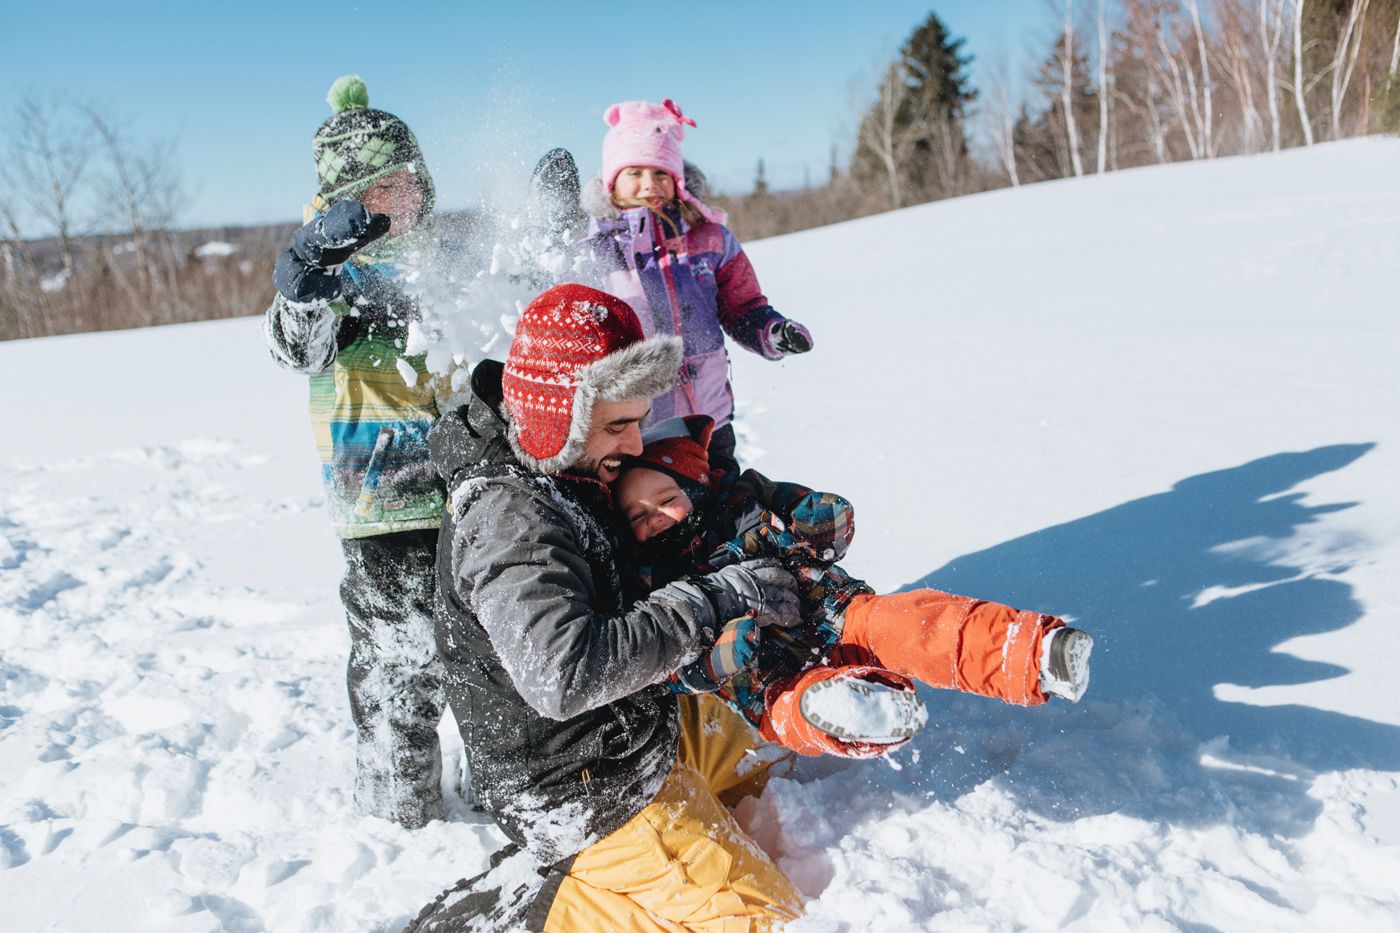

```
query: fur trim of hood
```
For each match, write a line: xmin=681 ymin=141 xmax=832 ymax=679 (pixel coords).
xmin=581 ymin=175 xmax=620 ymax=221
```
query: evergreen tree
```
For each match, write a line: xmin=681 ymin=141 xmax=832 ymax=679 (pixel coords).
xmin=900 ymin=11 xmax=977 ymax=198
xmin=1018 ymin=33 xmax=1100 ymax=181
xmin=753 ymin=158 xmax=769 ymax=198
xmin=852 ymin=11 xmax=976 ymax=205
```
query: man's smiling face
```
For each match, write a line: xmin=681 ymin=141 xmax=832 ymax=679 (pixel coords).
xmin=574 ymin=398 xmax=650 ymax=483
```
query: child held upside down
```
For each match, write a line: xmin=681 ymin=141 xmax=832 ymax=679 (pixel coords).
xmin=615 ymin=416 xmax=1094 ymax=759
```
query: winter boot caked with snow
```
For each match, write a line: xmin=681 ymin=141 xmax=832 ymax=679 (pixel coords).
xmin=800 ymin=673 xmax=929 ymax=745
xmin=1038 ymin=626 xmax=1093 ymax=703
xmin=762 ymin=664 xmax=928 ymax=759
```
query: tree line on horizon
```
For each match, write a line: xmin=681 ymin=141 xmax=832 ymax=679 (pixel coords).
xmin=0 ymin=95 xmax=291 ymax=342
xmin=3 ymin=0 xmax=1395 ymax=341
xmin=720 ymin=0 xmax=1399 ymax=236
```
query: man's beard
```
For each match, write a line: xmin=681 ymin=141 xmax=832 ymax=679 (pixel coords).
xmin=566 ymin=453 xmax=624 ymax=483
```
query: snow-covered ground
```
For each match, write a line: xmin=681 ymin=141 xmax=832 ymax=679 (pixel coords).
xmin=3 ymin=138 xmax=1399 ymax=931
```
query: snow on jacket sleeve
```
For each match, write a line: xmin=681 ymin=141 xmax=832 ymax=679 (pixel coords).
xmin=262 ymin=292 xmax=340 ymax=374
xmin=711 ymin=226 xmax=789 ymax=360
xmin=454 ymin=479 xmax=720 ymax=721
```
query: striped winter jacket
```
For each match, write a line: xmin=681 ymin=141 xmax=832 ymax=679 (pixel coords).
xmin=263 ymin=232 xmax=445 ymax=539
xmin=578 ymin=189 xmax=792 ymax=430
xmin=632 ymin=469 xmax=874 ymax=728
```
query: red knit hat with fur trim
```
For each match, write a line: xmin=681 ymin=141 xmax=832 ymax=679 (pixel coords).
xmin=502 ymin=284 xmax=683 ymax=473
xmin=627 ymin=415 xmax=716 ymax=490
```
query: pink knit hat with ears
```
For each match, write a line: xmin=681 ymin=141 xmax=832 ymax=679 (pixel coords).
xmin=602 ymin=99 xmax=728 ymax=225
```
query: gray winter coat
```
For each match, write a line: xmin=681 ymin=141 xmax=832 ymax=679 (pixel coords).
xmin=430 ymin=361 xmax=723 ymax=863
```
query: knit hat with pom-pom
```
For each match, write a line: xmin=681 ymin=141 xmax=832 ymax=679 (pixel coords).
xmin=310 ymin=75 xmax=435 ymax=219
xmin=601 ymin=99 xmax=726 ymax=225
xmin=502 ymin=284 xmax=683 ymax=473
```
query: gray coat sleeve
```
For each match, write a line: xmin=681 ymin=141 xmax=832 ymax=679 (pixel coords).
xmin=453 ymin=479 xmax=718 ymax=721
xmin=262 ymin=293 xmax=340 ymax=374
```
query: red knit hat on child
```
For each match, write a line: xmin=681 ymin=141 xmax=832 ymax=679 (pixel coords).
xmin=502 ymin=283 xmax=683 ymax=474
xmin=601 ymin=100 xmax=728 ymax=225
xmin=627 ymin=415 xmax=718 ymax=492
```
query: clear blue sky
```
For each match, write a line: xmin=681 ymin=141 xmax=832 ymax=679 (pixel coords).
xmin=3 ymin=1 xmax=1048 ymax=231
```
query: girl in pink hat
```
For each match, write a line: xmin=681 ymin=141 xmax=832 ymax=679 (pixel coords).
xmin=578 ymin=99 xmax=814 ymax=474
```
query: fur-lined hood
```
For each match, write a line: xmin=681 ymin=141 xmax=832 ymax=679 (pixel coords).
xmin=499 ymin=285 xmax=684 ymax=475
xmin=431 ymin=342 xmax=685 ymax=484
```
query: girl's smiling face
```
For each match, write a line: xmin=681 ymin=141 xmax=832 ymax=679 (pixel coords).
xmin=616 ymin=467 xmax=694 ymax=542
xmin=612 ymin=166 xmax=677 ymax=207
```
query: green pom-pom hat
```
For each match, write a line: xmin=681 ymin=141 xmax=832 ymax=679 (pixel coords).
xmin=326 ymin=74 xmax=370 ymax=114
xmin=310 ymin=75 xmax=435 ymax=226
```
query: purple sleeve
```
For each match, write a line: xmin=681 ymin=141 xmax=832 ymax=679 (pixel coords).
xmin=713 ymin=226 xmax=787 ymax=359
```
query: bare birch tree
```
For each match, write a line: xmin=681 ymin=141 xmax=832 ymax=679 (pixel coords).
xmin=1061 ymin=0 xmax=1088 ymax=174
xmin=1098 ymin=0 xmax=1112 ymax=171
xmin=1116 ymin=0 xmax=1176 ymax=164
xmin=1292 ymin=0 xmax=1316 ymax=143
xmin=856 ymin=63 xmax=925 ymax=209
xmin=1388 ymin=8 xmax=1400 ymax=90
xmin=1260 ymin=0 xmax=1288 ymax=149
xmin=1328 ymin=0 xmax=1371 ymax=138
xmin=1153 ymin=12 xmax=1206 ymax=158
xmin=1186 ymin=0 xmax=1218 ymax=155
xmin=3 ymin=96 xmax=91 ymax=273
xmin=1216 ymin=0 xmax=1265 ymax=152
xmin=984 ymin=52 xmax=1023 ymax=185
xmin=85 ymin=108 xmax=187 ymax=306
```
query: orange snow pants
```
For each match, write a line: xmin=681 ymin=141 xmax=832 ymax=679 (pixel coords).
xmin=541 ymin=694 xmax=804 ymax=932
xmin=761 ymin=589 xmax=1064 ymax=756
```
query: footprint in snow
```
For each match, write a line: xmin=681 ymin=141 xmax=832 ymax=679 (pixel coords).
xmin=259 ymin=725 xmax=304 ymax=754
xmin=0 ymin=827 xmax=31 ymax=868
xmin=252 ymin=857 xmax=311 ymax=887
xmin=0 ymin=531 xmax=32 ymax=570
xmin=17 ymin=571 xmax=83 ymax=612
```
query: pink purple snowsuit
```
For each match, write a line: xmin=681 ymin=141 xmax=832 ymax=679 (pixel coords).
xmin=581 ymin=203 xmax=791 ymax=428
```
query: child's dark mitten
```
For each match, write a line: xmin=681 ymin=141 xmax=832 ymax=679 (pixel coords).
xmin=273 ymin=201 xmax=391 ymax=304
xmin=773 ymin=320 xmax=813 ymax=355
xmin=293 ymin=200 xmax=391 ymax=265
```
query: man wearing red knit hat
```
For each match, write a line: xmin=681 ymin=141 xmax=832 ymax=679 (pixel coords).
xmin=412 ymin=284 xmax=805 ymax=931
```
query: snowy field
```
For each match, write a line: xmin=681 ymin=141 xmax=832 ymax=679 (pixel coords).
xmin=3 ymin=137 xmax=1400 ymax=931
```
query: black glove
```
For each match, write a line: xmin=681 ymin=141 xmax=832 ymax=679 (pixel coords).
xmin=273 ymin=200 xmax=391 ymax=304
xmin=773 ymin=320 xmax=813 ymax=355
xmin=699 ymin=558 xmax=802 ymax=628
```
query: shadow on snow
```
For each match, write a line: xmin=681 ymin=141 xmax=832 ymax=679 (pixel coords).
xmin=794 ymin=443 xmax=1389 ymax=840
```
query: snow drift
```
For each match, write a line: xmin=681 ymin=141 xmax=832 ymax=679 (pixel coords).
xmin=2 ymin=137 xmax=1399 ymax=931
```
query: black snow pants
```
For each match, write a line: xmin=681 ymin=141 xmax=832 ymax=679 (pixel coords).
xmin=341 ymin=528 xmax=446 ymax=828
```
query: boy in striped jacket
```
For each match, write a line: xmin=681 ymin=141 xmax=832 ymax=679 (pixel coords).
xmin=262 ymin=76 xmax=447 ymax=827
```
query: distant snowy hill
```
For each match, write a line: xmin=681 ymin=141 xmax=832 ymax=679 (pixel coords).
xmin=3 ymin=137 xmax=1399 ymax=931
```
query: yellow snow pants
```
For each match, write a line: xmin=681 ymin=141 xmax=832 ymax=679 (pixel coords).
xmin=541 ymin=694 xmax=804 ymax=932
